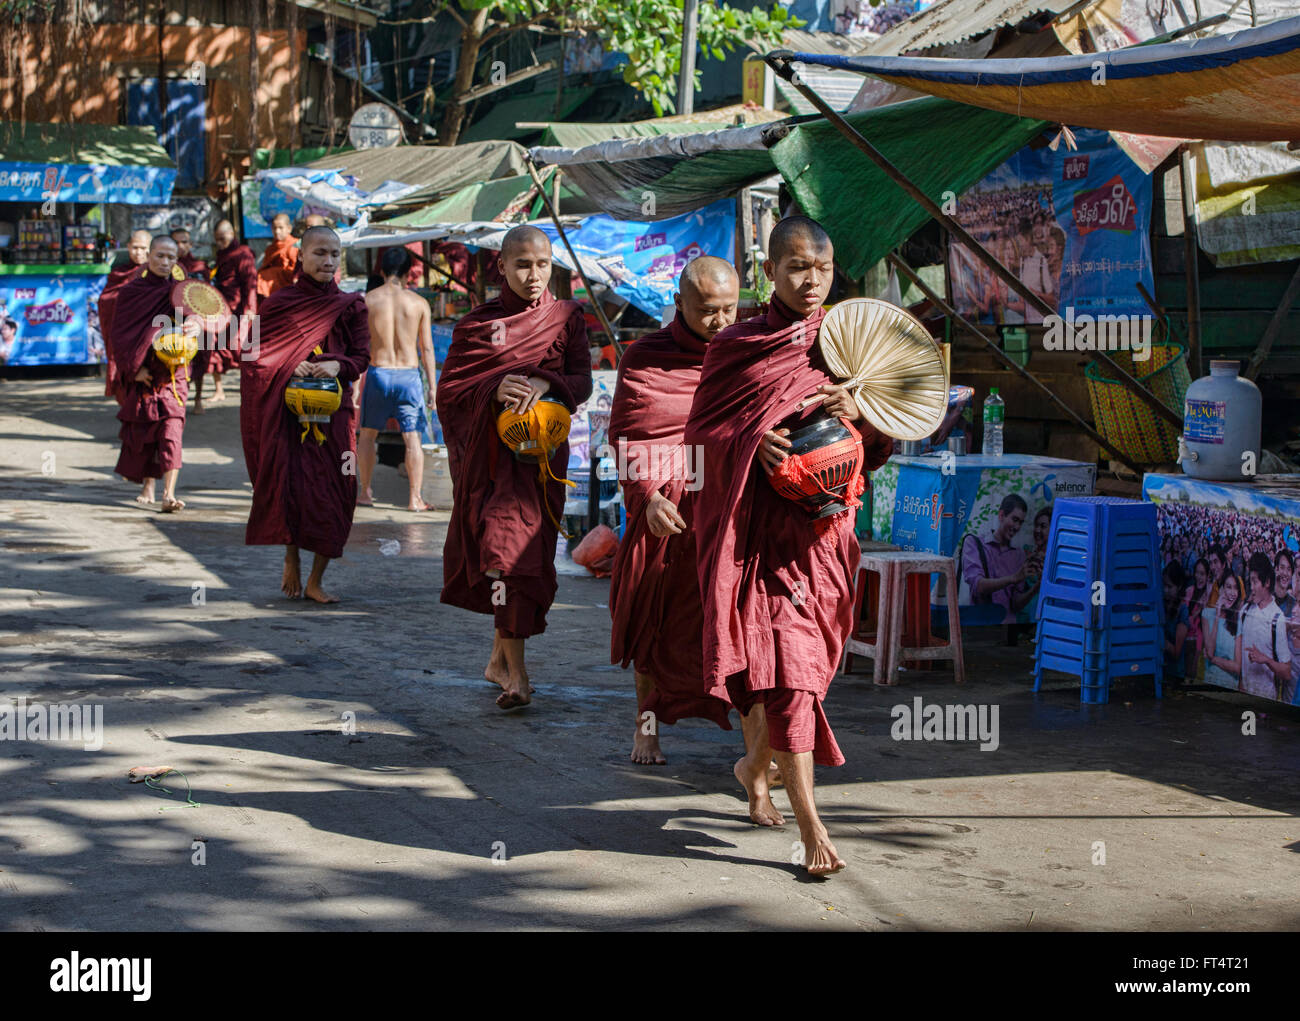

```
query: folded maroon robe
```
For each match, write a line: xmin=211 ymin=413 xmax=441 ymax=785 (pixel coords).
xmin=437 ymin=286 xmax=592 ymax=638
xmin=209 ymin=242 xmax=257 ymax=373
xmin=608 ymin=313 xmax=731 ymax=730
xmin=242 ymin=274 xmax=370 ymax=558
xmin=97 ymin=262 xmax=143 ymax=397
xmin=110 ymin=268 xmax=188 ymax=483
xmin=684 ymin=297 xmax=894 ymax=766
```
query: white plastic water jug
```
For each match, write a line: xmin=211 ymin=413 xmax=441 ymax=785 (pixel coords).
xmin=1179 ymin=360 xmax=1262 ymax=480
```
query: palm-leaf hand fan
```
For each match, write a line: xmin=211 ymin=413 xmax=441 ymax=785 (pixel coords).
xmin=815 ymin=298 xmax=949 ymax=441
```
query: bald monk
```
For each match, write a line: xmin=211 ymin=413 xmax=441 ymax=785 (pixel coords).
xmin=170 ymin=227 xmax=208 ymax=280
xmin=201 ymin=220 xmax=257 ymax=412
xmin=111 ymin=235 xmax=199 ymax=512
xmin=359 ymin=246 xmax=438 ymax=511
xmin=437 ymin=225 xmax=592 ymax=709
xmin=242 ymin=227 xmax=370 ymax=603
xmin=685 ymin=216 xmax=895 ymax=875
xmin=258 ymin=213 xmax=300 ymax=297
xmin=609 ymin=256 xmax=740 ymax=764
xmin=98 ymin=230 xmax=152 ymax=397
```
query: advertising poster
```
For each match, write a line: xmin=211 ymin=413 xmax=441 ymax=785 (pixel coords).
xmin=1144 ymin=473 xmax=1300 ymax=705
xmin=948 ymin=127 xmax=1154 ymax=324
xmin=872 ymin=454 xmax=1096 ymax=624
xmin=0 ymin=274 xmax=100 ymax=365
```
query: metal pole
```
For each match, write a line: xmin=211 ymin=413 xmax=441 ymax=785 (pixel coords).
xmin=1179 ymin=145 xmax=1203 ymax=377
xmin=679 ymin=0 xmax=699 ymax=116
xmin=764 ymin=51 xmax=1183 ymax=432
xmin=524 ymin=156 xmax=619 ymax=348
xmin=887 ymin=253 xmax=1146 ymax=476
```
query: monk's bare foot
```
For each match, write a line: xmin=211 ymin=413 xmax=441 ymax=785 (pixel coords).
xmin=160 ymin=497 xmax=185 ymax=513
xmin=192 ymin=400 xmax=205 ymax=415
xmin=357 ymin=490 xmax=374 ymax=507
xmin=630 ymin=729 xmax=667 ymax=765
xmin=304 ymin=581 xmax=339 ymax=604
xmin=768 ymin=761 xmax=784 ymax=787
xmin=495 ymin=679 xmax=531 ymax=710
xmin=281 ymin=556 xmax=302 ymax=599
xmin=209 ymin=388 xmax=227 ymax=405
xmin=135 ymin=493 xmax=155 ymax=506
xmin=800 ymin=828 xmax=847 ymax=877
xmin=407 ymin=498 xmax=433 ymax=512
xmin=734 ymin=756 xmax=784 ymax=826
xmin=485 ymin=661 xmax=534 ymax=695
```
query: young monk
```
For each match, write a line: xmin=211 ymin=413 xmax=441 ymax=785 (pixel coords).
xmin=98 ymin=229 xmax=152 ymax=397
xmin=437 ymin=225 xmax=592 ymax=710
xmin=609 ymin=256 xmax=740 ymax=765
xmin=110 ymin=235 xmax=198 ymax=512
xmin=685 ymin=216 xmax=895 ymax=876
xmin=258 ymin=213 xmax=300 ymax=298
xmin=201 ymin=219 xmax=257 ymax=411
xmin=242 ymin=226 xmax=371 ymax=604
xmin=170 ymin=227 xmax=209 ymax=280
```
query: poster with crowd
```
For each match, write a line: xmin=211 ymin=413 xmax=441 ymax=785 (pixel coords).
xmin=948 ymin=127 xmax=1154 ymax=325
xmin=1143 ymin=473 xmax=1300 ymax=705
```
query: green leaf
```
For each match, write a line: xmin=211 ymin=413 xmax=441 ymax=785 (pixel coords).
xmin=711 ymin=46 xmax=724 ymax=60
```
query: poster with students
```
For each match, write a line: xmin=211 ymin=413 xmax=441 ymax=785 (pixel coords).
xmin=1144 ymin=474 xmax=1300 ymax=705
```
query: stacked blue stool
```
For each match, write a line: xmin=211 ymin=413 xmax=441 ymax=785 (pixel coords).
xmin=1033 ymin=496 xmax=1163 ymax=703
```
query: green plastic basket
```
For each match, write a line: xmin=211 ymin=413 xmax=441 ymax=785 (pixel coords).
xmin=1085 ymin=340 xmax=1189 ymax=464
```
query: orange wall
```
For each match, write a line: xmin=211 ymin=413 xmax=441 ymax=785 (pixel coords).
xmin=2 ymin=24 xmax=305 ymax=193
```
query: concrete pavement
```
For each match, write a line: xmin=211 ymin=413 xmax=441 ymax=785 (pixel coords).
xmin=0 ymin=375 xmax=1297 ymax=931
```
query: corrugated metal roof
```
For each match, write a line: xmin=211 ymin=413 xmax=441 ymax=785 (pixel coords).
xmin=859 ymin=0 xmax=1067 ymax=56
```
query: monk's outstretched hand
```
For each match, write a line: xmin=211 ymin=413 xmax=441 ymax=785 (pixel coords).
xmin=645 ymin=491 xmax=686 ymax=537
xmin=817 ymin=383 xmax=860 ymax=421
xmin=758 ymin=428 xmax=791 ymax=474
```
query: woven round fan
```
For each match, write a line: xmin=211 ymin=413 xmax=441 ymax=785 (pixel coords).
xmin=170 ymin=280 xmax=231 ymax=335
xmin=817 ymin=298 xmax=949 ymax=441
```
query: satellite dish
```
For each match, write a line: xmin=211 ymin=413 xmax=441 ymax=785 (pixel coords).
xmin=348 ymin=104 xmax=402 ymax=149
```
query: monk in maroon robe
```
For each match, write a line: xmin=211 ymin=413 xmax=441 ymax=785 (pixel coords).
xmin=170 ymin=227 xmax=209 ymax=281
xmin=258 ymin=213 xmax=300 ymax=298
xmin=685 ymin=217 xmax=894 ymax=875
xmin=242 ymin=226 xmax=371 ymax=603
xmin=97 ymin=230 xmax=151 ymax=397
xmin=202 ymin=219 xmax=257 ymax=412
xmin=111 ymin=235 xmax=199 ymax=512
xmin=438 ymin=225 xmax=592 ymax=709
xmin=609 ymin=256 xmax=740 ymax=765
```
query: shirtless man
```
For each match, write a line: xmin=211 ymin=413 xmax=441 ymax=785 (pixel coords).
xmin=359 ymin=247 xmax=438 ymax=511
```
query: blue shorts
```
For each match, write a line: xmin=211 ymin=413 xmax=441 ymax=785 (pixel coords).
xmin=361 ymin=367 xmax=428 ymax=435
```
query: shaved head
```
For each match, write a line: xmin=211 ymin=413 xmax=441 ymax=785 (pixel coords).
xmin=679 ymin=255 xmax=737 ymax=301
xmin=497 ymin=225 xmax=553 ymax=303
xmin=763 ymin=215 xmax=834 ymax=316
xmin=501 ymin=224 xmax=550 ymax=260
xmin=767 ymin=215 xmax=831 ymax=266
xmin=271 ymin=212 xmax=293 ymax=242
xmin=130 ymin=229 xmax=151 ymax=245
xmin=302 ymin=225 xmax=340 ymax=247
xmin=299 ymin=226 xmax=341 ymax=283
xmin=127 ymin=230 xmax=151 ymax=265
xmin=272 ymin=213 xmax=291 ymax=228
xmin=675 ymin=256 xmax=739 ymax=341
xmin=214 ymin=219 xmax=236 ymax=250
xmin=150 ymin=234 xmax=177 ymax=252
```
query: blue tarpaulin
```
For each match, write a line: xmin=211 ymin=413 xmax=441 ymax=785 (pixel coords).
xmin=126 ymin=79 xmax=206 ymax=190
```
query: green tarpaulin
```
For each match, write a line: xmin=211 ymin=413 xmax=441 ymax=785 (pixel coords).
xmin=0 ymin=122 xmax=174 ymax=167
xmin=459 ymin=87 xmax=598 ymax=143
xmin=772 ymin=98 xmax=1048 ymax=277
xmin=539 ymin=106 xmax=785 ymax=148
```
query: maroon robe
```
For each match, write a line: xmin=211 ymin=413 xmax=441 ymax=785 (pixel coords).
xmin=97 ymin=262 xmax=144 ymax=397
xmin=177 ymin=252 xmax=209 ymax=280
xmin=242 ymin=274 xmax=370 ymax=559
xmin=437 ymin=287 xmax=592 ymax=638
xmin=684 ymin=297 xmax=894 ymax=766
xmin=608 ymin=314 xmax=731 ymax=730
xmin=111 ymin=269 xmax=189 ymax=483
xmin=209 ymin=242 xmax=257 ymax=373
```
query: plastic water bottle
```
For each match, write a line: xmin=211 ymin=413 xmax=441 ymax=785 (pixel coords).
xmin=982 ymin=387 xmax=1005 ymax=457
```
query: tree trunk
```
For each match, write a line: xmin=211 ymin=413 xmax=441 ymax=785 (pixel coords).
xmin=439 ymin=8 xmax=490 ymax=146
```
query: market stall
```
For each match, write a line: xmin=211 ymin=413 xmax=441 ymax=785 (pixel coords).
xmin=0 ymin=123 xmax=177 ymax=367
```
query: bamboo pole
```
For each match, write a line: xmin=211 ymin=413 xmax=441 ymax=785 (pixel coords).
xmin=887 ymin=252 xmax=1146 ymax=476
xmin=764 ymin=51 xmax=1183 ymax=431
